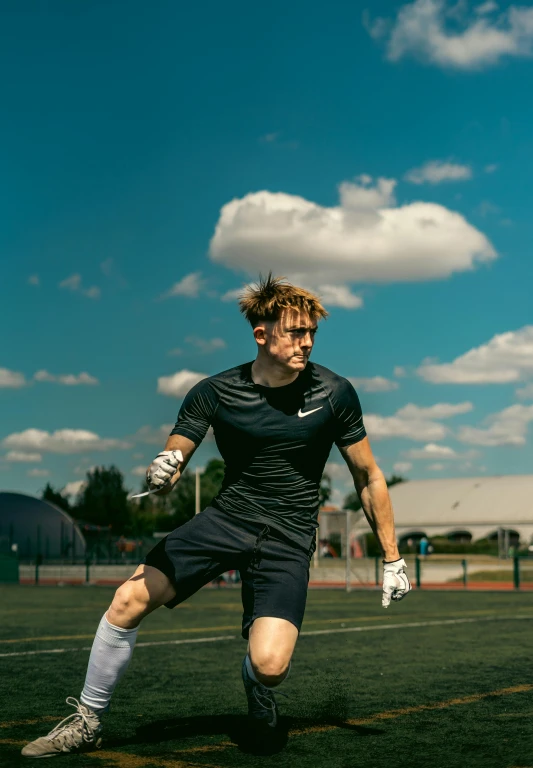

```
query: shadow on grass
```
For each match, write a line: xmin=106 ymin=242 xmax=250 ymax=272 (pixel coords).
xmin=107 ymin=714 xmax=384 ymax=757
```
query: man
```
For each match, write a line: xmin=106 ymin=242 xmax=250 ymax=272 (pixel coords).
xmin=22 ymin=274 xmax=410 ymax=758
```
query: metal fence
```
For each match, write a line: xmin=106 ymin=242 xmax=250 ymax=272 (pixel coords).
xmin=0 ymin=554 xmax=528 ymax=589
xmin=308 ymin=554 xmax=533 ymax=591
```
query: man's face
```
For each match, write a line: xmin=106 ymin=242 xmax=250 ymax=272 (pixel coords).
xmin=255 ymin=310 xmax=318 ymax=371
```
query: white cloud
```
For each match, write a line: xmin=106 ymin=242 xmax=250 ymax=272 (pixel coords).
xmin=185 ymin=337 xmax=227 ymax=354
xmin=348 ymin=376 xmax=399 ymax=392
xmin=418 ymin=326 xmax=533 ymax=384
xmin=394 ymin=366 xmax=407 ymax=378
xmin=328 ymin=488 xmax=344 ymax=508
xmin=427 ymin=463 xmax=445 ymax=471
xmin=3 ymin=429 xmax=131 ymax=454
xmin=131 ymin=466 xmax=148 ymax=477
xmin=157 ymin=370 xmax=208 ymax=398
xmin=475 ymin=200 xmax=500 ymax=218
xmin=369 ymin=0 xmax=533 ymax=70
xmin=365 ymin=413 xmax=448 ymax=442
xmin=100 ymin=258 xmax=128 ymax=288
xmin=221 ymin=287 xmax=246 ymax=302
xmin=259 ymin=132 xmax=298 ymax=149
xmin=457 ymin=404 xmax=533 ymax=446
xmin=164 ymin=272 xmax=205 ymax=299
xmin=325 ymin=461 xmax=352 ymax=483
xmin=404 ymin=443 xmax=460 ymax=459
xmin=393 ymin=461 xmax=413 ymax=473
xmin=27 ymin=468 xmax=49 ymax=477
xmin=134 ymin=424 xmax=174 ymax=445
xmin=396 ymin=402 xmax=473 ymax=419
xmin=484 ymin=163 xmax=499 ymax=173
xmin=59 ymin=273 xmax=100 ymax=300
xmin=365 ymin=401 xmax=472 ymax=442
xmin=476 ymin=1 xmax=499 ymax=15
xmin=34 ymin=370 xmax=99 ymax=386
xmin=74 ymin=464 xmax=96 ymax=475
xmin=221 ymin=284 xmax=252 ymax=302
xmin=0 ymin=368 xmax=26 ymax=389
xmin=316 ymin=285 xmax=363 ymax=309
xmin=62 ymin=480 xmax=87 ymax=498
xmin=101 ymin=258 xmax=113 ymax=277
xmin=405 ymin=161 xmax=472 ymax=184
xmin=210 ymin=177 xmax=496 ymax=288
xmin=167 ymin=348 xmax=183 ymax=356
xmin=28 ymin=274 xmax=40 ymax=286
xmin=59 ymin=274 xmax=82 ymax=291
xmin=5 ymin=451 xmax=42 ymax=463
xmin=516 ymin=383 xmax=533 ymax=400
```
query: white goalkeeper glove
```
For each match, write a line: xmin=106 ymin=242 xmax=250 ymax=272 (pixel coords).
xmin=147 ymin=450 xmax=183 ymax=490
xmin=382 ymin=558 xmax=411 ymax=608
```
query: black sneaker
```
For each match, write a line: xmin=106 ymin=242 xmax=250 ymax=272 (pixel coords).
xmin=241 ymin=657 xmax=286 ymax=729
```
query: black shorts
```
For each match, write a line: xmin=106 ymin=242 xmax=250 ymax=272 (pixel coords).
xmin=144 ymin=506 xmax=312 ymax=639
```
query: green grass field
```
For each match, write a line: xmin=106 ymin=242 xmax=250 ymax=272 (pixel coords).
xmin=1 ymin=586 xmax=533 ymax=768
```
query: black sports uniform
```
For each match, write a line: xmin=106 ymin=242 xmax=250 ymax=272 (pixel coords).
xmin=145 ymin=361 xmax=366 ymax=637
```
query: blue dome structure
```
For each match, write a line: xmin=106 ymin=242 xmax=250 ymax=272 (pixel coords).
xmin=0 ymin=491 xmax=86 ymax=558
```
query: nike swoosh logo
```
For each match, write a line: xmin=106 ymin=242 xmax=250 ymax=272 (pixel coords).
xmin=298 ymin=407 xmax=323 ymax=418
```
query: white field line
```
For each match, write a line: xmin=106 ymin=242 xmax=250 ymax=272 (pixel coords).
xmin=301 ymin=615 xmax=533 ymax=636
xmin=0 ymin=615 xmax=532 ymax=659
xmin=0 ymin=634 xmax=238 ymax=658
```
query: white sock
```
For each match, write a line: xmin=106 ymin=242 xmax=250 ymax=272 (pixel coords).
xmin=80 ymin=614 xmax=138 ymax=713
xmin=245 ymin=654 xmax=260 ymax=683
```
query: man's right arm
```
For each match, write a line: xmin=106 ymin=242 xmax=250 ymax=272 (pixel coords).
xmin=147 ymin=434 xmax=198 ymax=496
xmin=148 ymin=377 xmax=217 ymax=495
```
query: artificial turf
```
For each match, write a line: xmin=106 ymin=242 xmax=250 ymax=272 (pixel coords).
xmin=1 ymin=585 xmax=533 ymax=768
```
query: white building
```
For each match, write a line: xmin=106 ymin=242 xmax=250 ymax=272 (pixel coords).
xmin=351 ymin=475 xmax=533 ymax=546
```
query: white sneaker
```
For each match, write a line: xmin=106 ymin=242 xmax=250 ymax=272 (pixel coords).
xmin=21 ymin=697 xmax=103 ymax=758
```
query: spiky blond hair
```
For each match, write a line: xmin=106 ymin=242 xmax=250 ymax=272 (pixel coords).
xmin=239 ymin=273 xmax=328 ymax=327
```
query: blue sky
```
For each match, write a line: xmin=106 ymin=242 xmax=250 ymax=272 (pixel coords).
xmin=1 ymin=0 xmax=532 ymax=506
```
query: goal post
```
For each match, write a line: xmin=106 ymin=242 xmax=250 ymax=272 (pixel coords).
xmin=345 ymin=508 xmax=351 ymax=593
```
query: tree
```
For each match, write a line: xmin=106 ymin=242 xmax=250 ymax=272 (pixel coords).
xmin=168 ymin=458 xmax=226 ymax=526
xmin=386 ymin=474 xmax=405 ymax=489
xmin=74 ymin=466 xmax=130 ymax=534
xmin=343 ymin=474 xmax=406 ymax=512
xmin=133 ymin=458 xmax=227 ymax=534
xmin=42 ymin=483 xmax=71 ymax=513
xmin=198 ymin=458 xmax=226 ymax=508
xmin=343 ymin=490 xmax=362 ymax=513
xmin=319 ymin=472 xmax=332 ymax=507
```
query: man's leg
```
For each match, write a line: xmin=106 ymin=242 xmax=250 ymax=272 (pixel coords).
xmin=80 ymin=564 xmax=176 ymax=711
xmin=240 ymin=528 xmax=311 ymax=730
xmin=247 ymin=617 xmax=298 ymax=686
xmin=242 ymin=617 xmax=298 ymax=730
xmin=22 ymin=565 xmax=175 ymax=758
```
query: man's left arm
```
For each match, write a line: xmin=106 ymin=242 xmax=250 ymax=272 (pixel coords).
xmin=339 ymin=437 xmax=398 ymax=560
xmin=339 ymin=437 xmax=411 ymax=606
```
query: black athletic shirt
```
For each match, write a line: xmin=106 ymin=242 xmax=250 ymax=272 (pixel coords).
xmin=170 ymin=361 xmax=366 ymax=553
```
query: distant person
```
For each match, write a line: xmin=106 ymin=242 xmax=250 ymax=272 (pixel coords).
xmin=419 ymin=537 xmax=429 ymax=557
xmin=22 ymin=275 xmax=411 ymax=758
xmin=320 ymin=540 xmax=334 ymax=558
